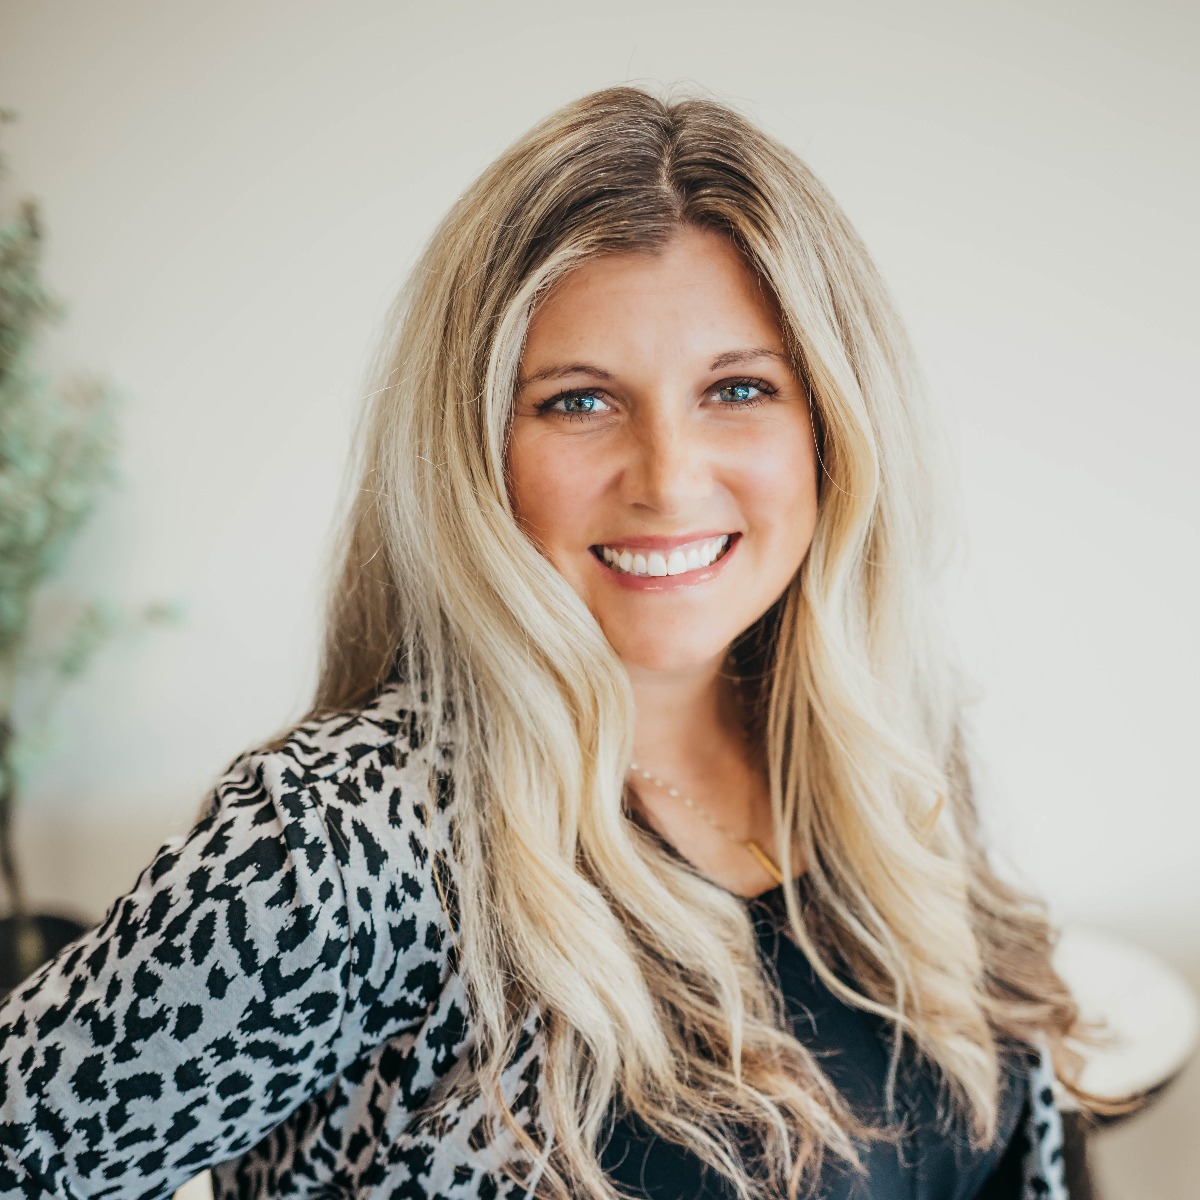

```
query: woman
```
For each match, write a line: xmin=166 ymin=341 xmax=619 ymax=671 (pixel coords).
xmin=0 ymin=86 xmax=1089 ymax=1199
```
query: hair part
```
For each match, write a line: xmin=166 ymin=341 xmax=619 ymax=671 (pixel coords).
xmin=290 ymin=83 xmax=1085 ymax=1200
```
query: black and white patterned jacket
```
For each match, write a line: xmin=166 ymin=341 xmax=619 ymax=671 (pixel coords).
xmin=0 ymin=679 xmax=1069 ymax=1199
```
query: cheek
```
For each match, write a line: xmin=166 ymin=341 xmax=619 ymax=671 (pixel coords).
xmin=507 ymin=432 xmax=600 ymax=552
xmin=734 ymin=422 xmax=819 ymax=538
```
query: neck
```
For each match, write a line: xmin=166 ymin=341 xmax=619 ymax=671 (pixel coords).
xmin=623 ymin=652 xmax=786 ymax=891
xmin=624 ymin=652 xmax=752 ymax=781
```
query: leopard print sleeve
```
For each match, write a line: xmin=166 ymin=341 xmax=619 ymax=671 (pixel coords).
xmin=0 ymin=690 xmax=457 ymax=1200
xmin=1020 ymin=1044 xmax=1069 ymax=1199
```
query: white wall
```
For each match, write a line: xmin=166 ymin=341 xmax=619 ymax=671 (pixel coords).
xmin=1 ymin=1 xmax=1196 ymax=1194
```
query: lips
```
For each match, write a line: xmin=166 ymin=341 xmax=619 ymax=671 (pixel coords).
xmin=590 ymin=533 xmax=737 ymax=578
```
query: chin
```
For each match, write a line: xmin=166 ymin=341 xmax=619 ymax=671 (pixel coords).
xmin=606 ymin=629 xmax=736 ymax=676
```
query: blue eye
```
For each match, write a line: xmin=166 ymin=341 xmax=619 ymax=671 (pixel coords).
xmin=560 ymin=393 xmax=603 ymax=413
xmin=717 ymin=382 xmax=761 ymax=404
xmin=536 ymin=390 xmax=612 ymax=420
xmin=712 ymin=377 xmax=779 ymax=409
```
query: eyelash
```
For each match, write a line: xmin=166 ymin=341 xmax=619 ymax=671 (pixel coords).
xmin=535 ymin=376 xmax=779 ymax=423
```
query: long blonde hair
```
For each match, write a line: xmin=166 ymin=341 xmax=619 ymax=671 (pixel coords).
xmin=292 ymin=85 xmax=1083 ymax=1200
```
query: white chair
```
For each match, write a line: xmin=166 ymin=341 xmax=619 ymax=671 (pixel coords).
xmin=1051 ymin=925 xmax=1200 ymax=1199
xmin=1054 ymin=925 xmax=1199 ymax=1107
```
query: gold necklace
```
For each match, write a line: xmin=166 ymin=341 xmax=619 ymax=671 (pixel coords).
xmin=627 ymin=761 xmax=785 ymax=886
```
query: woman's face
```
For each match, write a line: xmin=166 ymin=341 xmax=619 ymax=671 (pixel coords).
xmin=507 ymin=224 xmax=819 ymax=675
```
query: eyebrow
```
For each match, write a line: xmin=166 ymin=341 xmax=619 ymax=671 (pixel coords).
xmin=709 ymin=347 xmax=789 ymax=371
xmin=516 ymin=347 xmax=789 ymax=391
xmin=517 ymin=363 xmax=616 ymax=390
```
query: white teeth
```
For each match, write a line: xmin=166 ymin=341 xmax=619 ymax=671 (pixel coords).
xmin=597 ymin=534 xmax=731 ymax=578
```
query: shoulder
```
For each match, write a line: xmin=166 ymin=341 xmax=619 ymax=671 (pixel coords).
xmin=176 ymin=676 xmax=464 ymax=1047
xmin=207 ymin=676 xmax=458 ymax=868
xmin=232 ymin=675 xmax=452 ymax=791
xmin=258 ymin=676 xmax=449 ymax=776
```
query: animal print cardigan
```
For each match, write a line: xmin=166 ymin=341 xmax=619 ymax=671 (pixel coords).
xmin=0 ymin=679 xmax=1070 ymax=1199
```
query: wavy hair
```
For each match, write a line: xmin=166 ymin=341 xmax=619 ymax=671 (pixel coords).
xmin=290 ymin=85 xmax=1085 ymax=1200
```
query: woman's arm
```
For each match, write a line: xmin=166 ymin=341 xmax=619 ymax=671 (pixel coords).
xmin=0 ymin=743 xmax=442 ymax=1200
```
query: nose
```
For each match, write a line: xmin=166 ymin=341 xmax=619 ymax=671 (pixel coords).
xmin=621 ymin=408 xmax=714 ymax=515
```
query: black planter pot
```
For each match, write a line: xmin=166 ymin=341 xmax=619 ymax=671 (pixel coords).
xmin=0 ymin=911 xmax=91 ymax=995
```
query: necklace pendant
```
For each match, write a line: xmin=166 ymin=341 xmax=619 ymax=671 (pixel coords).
xmin=743 ymin=839 xmax=785 ymax=885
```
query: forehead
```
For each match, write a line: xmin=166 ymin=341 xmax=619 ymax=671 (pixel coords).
xmin=521 ymin=226 xmax=784 ymax=363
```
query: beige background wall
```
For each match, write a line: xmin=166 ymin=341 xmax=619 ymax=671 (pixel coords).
xmin=1 ymin=1 xmax=1197 ymax=1195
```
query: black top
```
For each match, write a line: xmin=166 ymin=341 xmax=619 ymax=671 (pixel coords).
xmin=599 ymin=874 xmax=1028 ymax=1199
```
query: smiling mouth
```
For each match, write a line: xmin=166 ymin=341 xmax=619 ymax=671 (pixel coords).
xmin=590 ymin=534 xmax=736 ymax=578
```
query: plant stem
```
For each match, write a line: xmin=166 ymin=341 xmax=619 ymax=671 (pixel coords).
xmin=0 ymin=640 xmax=22 ymax=920
xmin=0 ymin=648 xmax=45 ymax=980
xmin=0 ymin=720 xmax=25 ymax=916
